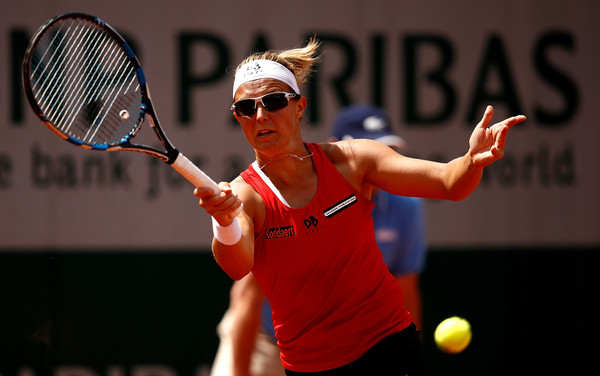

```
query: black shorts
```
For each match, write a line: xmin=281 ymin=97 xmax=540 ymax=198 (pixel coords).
xmin=285 ymin=323 xmax=426 ymax=376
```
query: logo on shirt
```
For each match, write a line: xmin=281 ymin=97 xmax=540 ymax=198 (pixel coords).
xmin=265 ymin=225 xmax=296 ymax=239
xmin=303 ymin=215 xmax=323 ymax=237
xmin=304 ymin=215 xmax=319 ymax=229
xmin=323 ymin=194 xmax=357 ymax=218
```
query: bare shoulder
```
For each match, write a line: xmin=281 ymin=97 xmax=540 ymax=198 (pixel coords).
xmin=321 ymin=138 xmax=384 ymax=153
xmin=230 ymin=175 xmax=256 ymax=198
xmin=230 ymin=175 xmax=262 ymax=211
xmin=230 ymin=175 xmax=266 ymax=233
xmin=319 ymin=140 xmax=355 ymax=163
xmin=318 ymin=140 xmax=379 ymax=191
xmin=319 ymin=139 xmax=386 ymax=169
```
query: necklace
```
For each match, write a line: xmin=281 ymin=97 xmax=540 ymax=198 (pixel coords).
xmin=259 ymin=151 xmax=314 ymax=170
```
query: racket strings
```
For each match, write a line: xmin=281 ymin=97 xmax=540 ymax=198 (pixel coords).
xmin=61 ymin=21 xmax=139 ymax=143
xmin=34 ymin=20 xmax=136 ymax=140
xmin=29 ymin=17 xmax=142 ymax=146
xmin=31 ymin=24 xmax=84 ymax=125
xmin=31 ymin=24 xmax=132 ymax=143
xmin=32 ymin=22 xmax=100 ymax=125
xmin=36 ymin=23 xmax=108 ymax=133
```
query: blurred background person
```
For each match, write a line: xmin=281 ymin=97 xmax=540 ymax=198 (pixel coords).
xmin=330 ymin=104 xmax=427 ymax=331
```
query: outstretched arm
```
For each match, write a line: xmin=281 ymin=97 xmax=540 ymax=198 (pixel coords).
xmin=345 ymin=105 xmax=526 ymax=200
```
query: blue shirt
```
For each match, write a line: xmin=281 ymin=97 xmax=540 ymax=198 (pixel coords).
xmin=372 ymin=192 xmax=426 ymax=275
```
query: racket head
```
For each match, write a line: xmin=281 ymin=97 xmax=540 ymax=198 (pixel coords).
xmin=22 ymin=13 xmax=149 ymax=152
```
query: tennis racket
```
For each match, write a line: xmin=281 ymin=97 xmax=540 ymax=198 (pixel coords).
xmin=22 ymin=12 xmax=221 ymax=194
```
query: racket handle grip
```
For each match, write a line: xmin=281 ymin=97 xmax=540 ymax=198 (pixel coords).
xmin=171 ymin=153 xmax=221 ymax=193
xmin=172 ymin=153 xmax=244 ymax=218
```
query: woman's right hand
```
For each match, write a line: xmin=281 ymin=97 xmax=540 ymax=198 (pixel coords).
xmin=196 ymin=181 xmax=254 ymax=280
xmin=194 ymin=182 xmax=243 ymax=226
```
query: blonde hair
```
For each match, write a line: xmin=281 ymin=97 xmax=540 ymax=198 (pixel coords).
xmin=235 ymin=36 xmax=322 ymax=87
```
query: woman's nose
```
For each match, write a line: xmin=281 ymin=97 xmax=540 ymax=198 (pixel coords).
xmin=255 ymin=103 xmax=268 ymax=121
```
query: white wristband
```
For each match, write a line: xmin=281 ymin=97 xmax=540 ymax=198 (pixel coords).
xmin=212 ymin=217 xmax=242 ymax=245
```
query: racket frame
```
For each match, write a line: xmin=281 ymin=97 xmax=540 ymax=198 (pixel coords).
xmin=22 ymin=13 xmax=222 ymax=192
xmin=23 ymin=12 xmax=181 ymax=163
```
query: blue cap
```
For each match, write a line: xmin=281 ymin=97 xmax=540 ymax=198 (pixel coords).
xmin=331 ymin=104 xmax=406 ymax=150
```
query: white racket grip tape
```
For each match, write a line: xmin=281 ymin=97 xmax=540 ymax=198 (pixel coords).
xmin=172 ymin=153 xmax=243 ymax=217
xmin=212 ymin=217 xmax=242 ymax=245
xmin=172 ymin=153 xmax=220 ymax=192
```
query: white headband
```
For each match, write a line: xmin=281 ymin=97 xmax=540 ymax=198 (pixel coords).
xmin=232 ymin=59 xmax=300 ymax=98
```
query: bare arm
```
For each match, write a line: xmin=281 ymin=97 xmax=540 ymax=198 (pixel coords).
xmin=395 ymin=272 xmax=423 ymax=330
xmin=229 ymin=274 xmax=265 ymax=376
xmin=338 ymin=106 xmax=526 ymax=200
xmin=194 ymin=177 xmax=260 ymax=280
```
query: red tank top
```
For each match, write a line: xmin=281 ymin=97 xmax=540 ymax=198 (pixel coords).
xmin=241 ymin=143 xmax=412 ymax=372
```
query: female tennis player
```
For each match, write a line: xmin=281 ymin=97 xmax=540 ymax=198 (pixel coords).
xmin=195 ymin=37 xmax=526 ymax=375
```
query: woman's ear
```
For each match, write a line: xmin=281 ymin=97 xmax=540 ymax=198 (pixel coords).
xmin=296 ymin=96 xmax=307 ymax=119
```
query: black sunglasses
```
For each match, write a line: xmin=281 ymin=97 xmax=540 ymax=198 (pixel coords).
xmin=231 ymin=92 xmax=300 ymax=117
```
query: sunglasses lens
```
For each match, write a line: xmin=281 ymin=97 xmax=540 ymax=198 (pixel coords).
xmin=235 ymin=100 xmax=256 ymax=116
xmin=262 ymin=93 xmax=289 ymax=111
xmin=233 ymin=93 xmax=297 ymax=117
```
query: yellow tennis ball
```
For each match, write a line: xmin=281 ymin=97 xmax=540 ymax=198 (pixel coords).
xmin=434 ymin=316 xmax=472 ymax=354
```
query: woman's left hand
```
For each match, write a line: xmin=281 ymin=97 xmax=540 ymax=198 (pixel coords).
xmin=468 ymin=105 xmax=527 ymax=167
